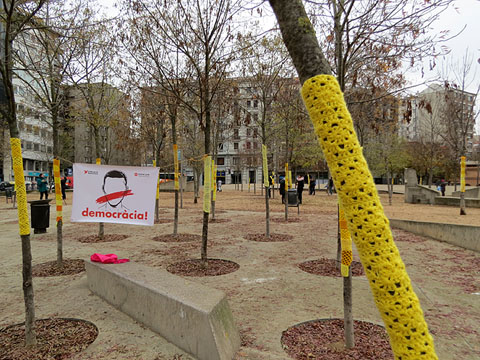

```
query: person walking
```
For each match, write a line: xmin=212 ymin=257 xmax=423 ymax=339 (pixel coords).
xmin=309 ymin=176 xmax=316 ymax=195
xmin=279 ymin=176 xmax=286 ymax=204
xmin=440 ymin=179 xmax=446 ymax=196
xmin=37 ymin=174 xmax=48 ymax=200
xmin=61 ymin=176 xmax=67 ymax=203
xmin=327 ymin=177 xmax=334 ymax=195
xmin=296 ymin=175 xmax=305 ymax=204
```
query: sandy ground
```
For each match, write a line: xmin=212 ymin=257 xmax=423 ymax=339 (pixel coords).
xmin=0 ymin=186 xmax=479 ymax=360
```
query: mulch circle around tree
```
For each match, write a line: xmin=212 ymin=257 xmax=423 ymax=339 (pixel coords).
xmin=281 ymin=318 xmax=393 ymax=360
xmin=270 ymin=217 xmax=302 ymax=223
xmin=152 ymin=234 xmax=201 ymax=243
xmin=195 ymin=217 xmax=231 ymax=224
xmin=32 ymin=259 xmax=85 ymax=277
xmin=167 ymin=258 xmax=239 ymax=276
xmin=298 ymin=258 xmax=364 ymax=277
xmin=244 ymin=233 xmax=293 ymax=242
xmin=154 ymin=218 xmax=173 ymax=224
xmin=0 ymin=318 xmax=98 ymax=360
xmin=77 ymin=234 xmax=128 ymax=243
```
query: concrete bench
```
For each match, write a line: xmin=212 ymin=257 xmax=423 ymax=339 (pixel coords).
xmin=85 ymin=260 xmax=240 ymax=360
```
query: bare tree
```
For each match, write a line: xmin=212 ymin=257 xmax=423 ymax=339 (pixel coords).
xmin=0 ymin=0 xmax=47 ymax=346
xmin=14 ymin=0 xmax=92 ymax=268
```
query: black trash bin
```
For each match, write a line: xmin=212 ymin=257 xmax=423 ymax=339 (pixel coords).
xmin=287 ymin=188 xmax=298 ymax=206
xmin=29 ymin=199 xmax=52 ymax=234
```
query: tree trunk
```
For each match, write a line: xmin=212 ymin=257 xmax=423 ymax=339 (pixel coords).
xmin=387 ymin=171 xmax=393 ymax=206
xmin=21 ymin=234 xmax=37 ymax=346
xmin=344 ymin=267 xmax=354 ymax=348
xmin=155 ymin=199 xmax=159 ymax=222
xmin=336 ymin=204 xmax=341 ymax=271
xmin=268 ymin=0 xmax=332 ymax=83
xmin=174 ymin=190 xmax=179 ymax=234
xmin=265 ymin=185 xmax=270 ymax=237
xmin=57 ymin=219 xmax=63 ymax=268
xmin=460 ymin=192 xmax=466 ymax=215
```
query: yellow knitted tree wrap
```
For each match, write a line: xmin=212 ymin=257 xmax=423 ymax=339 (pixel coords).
xmin=203 ymin=155 xmax=211 ymax=213
xmin=53 ymin=159 xmax=63 ymax=223
xmin=10 ymin=138 xmax=30 ymax=236
xmin=301 ymin=75 xmax=437 ymax=360
xmin=339 ymin=206 xmax=352 ymax=277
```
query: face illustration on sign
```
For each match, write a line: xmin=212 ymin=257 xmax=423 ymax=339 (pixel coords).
xmin=96 ymin=170 xmax=134 ymax=208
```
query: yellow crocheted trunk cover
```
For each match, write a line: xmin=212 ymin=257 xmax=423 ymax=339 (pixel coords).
xmin=301 ymin=75 xmax=437 ymax=360
xmin=53 ymin=159 xmax=63 ymax=223
xmin=339 ymin=206 xmax=352 ymax=277
xmin=10 ymin=138 xmax=30 ymax=236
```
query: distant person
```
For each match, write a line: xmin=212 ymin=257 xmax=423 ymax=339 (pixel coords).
xmin=440 ymin=179 xmax=446 ymax=196
xmin=61 ymin=176 xmax=67 ymax=202
xmin=37 ymin=174 xmax=48 ymax=200
xmin=296 ymin=175 xmax=305 ymax=204
xmin=309 ymin=176 xmax=316 ymax=195
xmin=327 ymin=177 xmax=334 ymax=195
xmin=279 ymin=176 xmax=286 ymax=204
xmin=217 ymin=179 xmax=222 ymax=192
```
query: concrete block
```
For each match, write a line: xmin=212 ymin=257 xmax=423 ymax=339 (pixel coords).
xmin=390 ymin=219 xmax=480 ymax=252
xmin=85 ymin=260 xmax=240 ymax=360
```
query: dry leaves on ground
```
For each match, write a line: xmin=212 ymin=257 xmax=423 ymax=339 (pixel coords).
xmin=298 ymin=258 xmax=364 ymax=277
xmin=32 ymin=259 xmax=85 ymax=277
xmin=281 ymin=319 xmax=393 ymax=360
xmin=244 ymin=233 xmax=293 ymax=242
xmin=77 ymin=234 xmax=128 ymax=243
xmin=167 ymin=259 xmax=239 ymax=276
xmin=0 ymin=318 xmax=98 ymax=360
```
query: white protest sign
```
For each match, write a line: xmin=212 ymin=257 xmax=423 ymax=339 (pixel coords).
xmin=71 ymin=164 xmax=159 ymax=226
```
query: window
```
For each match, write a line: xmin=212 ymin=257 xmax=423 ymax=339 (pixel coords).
xmin=246 ymin=141 xmax=251 ymax=149
xmin=26 ymin=141 xmax=32 ymax=150
xmin=253 ymin=113 xmax=258 ymax=122
xmin=234 ymin=129 xmax=239 ymax=139
xmin=33 ymin=126 xmax=39 ymax=135
xmin=245 ymin=113 xmax=251 ymax=125
xmin=253 ymin=100 xmax=258 ymax=108
xmin=246 ymin=128 xmax=251 ymax=136
xmin=217 ymin=157 xmax=225 ymax=165
xmin=41 ymin=129 xmax=47 ymax=138
xmin=234 ymin=142 xmax=239 ymax=150
xmin=33 ymin=143 xmax=39 ymax=151
xmin=233 ymin=157 xmax=239 ymax=165
xmin=26 ymin=124 xmax=32 ymax=132
xmin=247 ymin=100 xmax=251 ymax=108
xmin=40 ymin=144 xmax=46 ymax=152
xmin=218 ymin=143 xmax=224 ymax=151
xmin=253 ymin=142 xmax=258 ymax=149
xmin=253 ymin=128 xmax=258 ymax=138
xmin=47 ymin=146 xmax=52 ymax=153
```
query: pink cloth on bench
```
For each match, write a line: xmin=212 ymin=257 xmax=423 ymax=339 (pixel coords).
xmin=90 ymin=253 xmax=130 ymax=264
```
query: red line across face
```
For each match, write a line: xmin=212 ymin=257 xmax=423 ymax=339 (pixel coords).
xmin=96 ymin=190 xmax=134 ymax=204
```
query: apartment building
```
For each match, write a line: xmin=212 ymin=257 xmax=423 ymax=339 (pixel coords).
xmin=398 ymin=84 xmax=476 ymax=156
xmin=1 ymin=30 xmax=53 ymax=184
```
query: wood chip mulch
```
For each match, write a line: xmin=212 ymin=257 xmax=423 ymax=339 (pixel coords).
xmin=270 ymin=217 xmax=302 ymax=223
xmin=77 ymin=234 xmax=128 ymax=243
xmin=195 ymin=217 xmax=231 ymax=224
xmin=298 ymin=258 xmax=364 ymax=277
xmin=154 ymin=218 xmax=173 ymax=224
xmin=32 ymin=259 xmax=85 ymax=277
xmin=0 ymin=318 xmax=98 ymax=360
xmin=166 ymin=259 xmax=239 ymax=276
xmin=281 ymin=319 xmax=393 ymax=360
xmin=244 ymin=233 xmax=293 ymax=242
xmin=152 ymin=234 xmax=201 ymax=243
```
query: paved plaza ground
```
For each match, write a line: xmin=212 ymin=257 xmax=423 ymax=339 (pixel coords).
xmin=1 ymin=185 xmax=479 ymax=359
